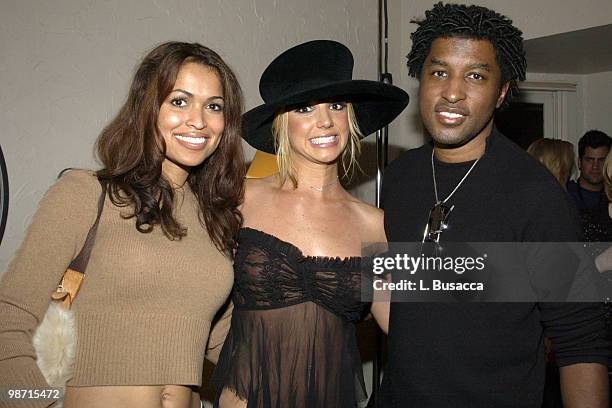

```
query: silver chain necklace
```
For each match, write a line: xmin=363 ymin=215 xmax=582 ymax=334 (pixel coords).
xmin=309 ymin=176 xmax=340 ymax=192
xmin=422 ymin=150 xmax=480 ymax=243
xmin=431 ymin=149 xmax=480 ymax=205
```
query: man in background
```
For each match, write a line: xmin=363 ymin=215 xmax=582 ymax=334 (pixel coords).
xmin=568 ymin=130 xmax=611 ymax=211
xmin=568 ymin=130 xmax=612 ymax=243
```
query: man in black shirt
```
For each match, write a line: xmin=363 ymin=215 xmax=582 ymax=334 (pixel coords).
xmin=567 ymin=130 xmax=611 ymax=211
xmin=379 ymin=3 xmax=610 ymax=407
xmin=567 ymin=130 xmax=612 ymax=242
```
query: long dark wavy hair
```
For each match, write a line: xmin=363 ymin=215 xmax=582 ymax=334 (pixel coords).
xmin=95 ymin=41 xmax=245 ymax=256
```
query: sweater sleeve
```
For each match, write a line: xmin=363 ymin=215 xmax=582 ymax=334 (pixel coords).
xmin=0 ymin=171 xmax=100 ymax=396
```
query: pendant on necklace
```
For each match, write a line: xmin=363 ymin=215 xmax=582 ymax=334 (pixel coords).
xmin=423 ymin=201 xmax=454 ymax=243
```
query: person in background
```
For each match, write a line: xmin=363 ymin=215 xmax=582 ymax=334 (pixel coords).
xmin=594 ymin=149 xmax=612 ymax=401
xmin=605 ymin=151 xmax=612 ymax=212
xmin=604 ymin=151 xmax=612 ymax=216
xmin=570 ymin=130 xmax=612 ymax=243
xmin=595 ymin=151 xmax=612 ymax=273
xmin=0 ymin=42 xmax=244 ymax=408
xmin=567 ymin=130 xmax=611 ymax=211
xmin=593 ymin=151 xmax=612 ymax=288
xmin=527 ymin=138 xmax=575 ymax=188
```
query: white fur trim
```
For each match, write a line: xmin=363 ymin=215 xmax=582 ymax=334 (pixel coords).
xmin=33 ymin=301 xmax=76 ymax=407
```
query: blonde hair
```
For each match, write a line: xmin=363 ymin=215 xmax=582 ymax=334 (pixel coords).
xmin=603 ymin=150 xmax=612 ymax=202
xmin=271 ymin=103 xmax=363 ymax=188
xmin=527 ymin=138 xmax=575 ymax=187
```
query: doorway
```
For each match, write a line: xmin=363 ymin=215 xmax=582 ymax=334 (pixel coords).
xmin=495 ymin=101 xmax=544 ymax=150
xmin=495 ymin=84 xmax=576 ymax=149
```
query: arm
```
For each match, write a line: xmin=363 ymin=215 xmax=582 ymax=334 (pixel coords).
xmin=205 ymin=300 xmax=233 ymax=364
xmin=541 ymin=302 xmax=610 ymax=408
xmin=364 ymin=206 xmax=390 ymax=334
xmin=527 ymin=172 xmax=609 ymax=406
xmin=370 ymin=301 xmax=389 ymax=334
xmin=0 ymin=171 xmax=97 ymax=392
xmin=560 ymin=363 xmax=609 ymax=408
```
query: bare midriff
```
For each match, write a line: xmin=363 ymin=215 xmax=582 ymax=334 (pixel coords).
xmin=64 ymin=385 xmax=201 ymax=408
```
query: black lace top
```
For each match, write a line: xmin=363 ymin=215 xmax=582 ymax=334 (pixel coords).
xmin=213 ymin=227 xmax=368 ymax=408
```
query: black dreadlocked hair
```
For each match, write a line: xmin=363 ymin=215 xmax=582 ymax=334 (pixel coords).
xmin=407 ymin=2 xmax=526 ymax=109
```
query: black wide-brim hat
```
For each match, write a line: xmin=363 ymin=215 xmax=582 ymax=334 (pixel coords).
xmin=243 ymin=40 xmax=410 ymax=154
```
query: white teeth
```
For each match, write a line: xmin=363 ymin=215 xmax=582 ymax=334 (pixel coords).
xmin=310 ymin=135 xmax=337 ymax=145
xmin=175 ymin=135 xmax=207 ymax=144
xmin=439 ymin=112 xmax=464 ymax=119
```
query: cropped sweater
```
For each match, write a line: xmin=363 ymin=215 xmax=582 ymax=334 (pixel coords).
xmin=0 ymin=171 xmax=233 ymax=391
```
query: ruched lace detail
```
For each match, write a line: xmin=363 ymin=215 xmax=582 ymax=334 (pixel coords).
xmin=213 ymin=228 xmax=368 ymax=408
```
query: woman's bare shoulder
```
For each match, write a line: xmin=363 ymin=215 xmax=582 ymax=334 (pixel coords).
xmin=347 ymin=197 xmax=383 ymax=219
xmin=244 ymin=176 xmax=278 ymax=198
xmin=346 ymin=197 xmax=386 ymax=242
xmin=242 ymin=176 xmax=281 ymax=215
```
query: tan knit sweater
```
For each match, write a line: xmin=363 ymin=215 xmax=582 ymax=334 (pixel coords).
xmin=0 ymin=170 xmax=233 ymax=389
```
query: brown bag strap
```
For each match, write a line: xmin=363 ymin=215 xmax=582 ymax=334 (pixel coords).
xmin=67 ymin=179 xmax=107 ymax=274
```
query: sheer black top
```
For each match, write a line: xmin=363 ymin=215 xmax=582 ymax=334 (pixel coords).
xmin=213 ymin=227 xmax=368 ymax=408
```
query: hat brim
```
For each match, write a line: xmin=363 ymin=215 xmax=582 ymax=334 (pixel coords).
xmin=243 ymin=80 xmax=409 ymax=154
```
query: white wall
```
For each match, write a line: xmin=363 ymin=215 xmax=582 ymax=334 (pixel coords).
xmin=524 ymin=72 xmax=585 ymax=146
xmin=0 ymin=0 xmax=378 ymax=271
xmin=583 ymin=71 xmax=612 ymax=135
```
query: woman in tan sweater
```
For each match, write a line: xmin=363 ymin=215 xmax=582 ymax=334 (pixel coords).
xmin=0 ymin=42 xmax=244 ymax=408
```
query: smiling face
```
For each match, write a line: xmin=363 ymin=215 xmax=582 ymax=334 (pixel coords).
xmin=419 ymin=37 xmax=509 ymax=156
xmin=157 ymin=62 xmax=225 ymax=185
xmin=286 ymin=102 xmax=349 ymax=166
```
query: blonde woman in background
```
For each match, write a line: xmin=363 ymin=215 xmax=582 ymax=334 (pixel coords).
xmin=604 ymin=151 xmax=612 ymax=217
xmin=595 ymin=151 xmax=612 ymax=273
xmin=527 ymin=138 xmax=575 ymax=188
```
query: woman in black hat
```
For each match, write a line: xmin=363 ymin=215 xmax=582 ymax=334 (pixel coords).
xmin=212 ymin=40 xmax=409 ymax=408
